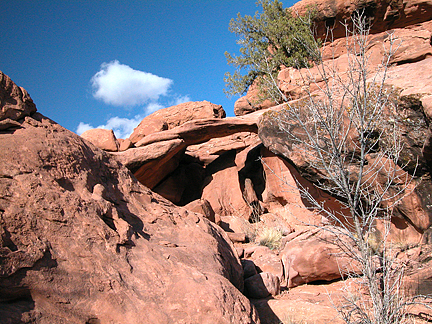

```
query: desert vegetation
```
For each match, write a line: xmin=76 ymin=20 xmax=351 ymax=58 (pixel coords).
xmin=226 ymin=0 xmax=432 ymax=322
xmin=224 ymin=0 xmax=318 ymax=104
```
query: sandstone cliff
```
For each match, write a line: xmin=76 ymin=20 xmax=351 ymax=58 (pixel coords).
xmin=2 ymin=0 xmax=432 ymax=323
xmin=0 ymin=71 xmax=259 ymax=323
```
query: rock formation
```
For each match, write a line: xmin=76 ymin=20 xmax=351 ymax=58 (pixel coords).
xmin=80 ymin=128 xmax=119 ymax=152
xmin=2 ymin=0 xmax=432 ymax=322
xmin=0 ymin=71 xmax=259 ymax=323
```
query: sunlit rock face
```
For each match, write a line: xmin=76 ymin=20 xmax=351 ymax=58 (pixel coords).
xmin=0 ymin=71 xmax=259 ymax=324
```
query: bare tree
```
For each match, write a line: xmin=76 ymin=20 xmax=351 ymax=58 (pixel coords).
xmin=262 ymin=12 xmax=431 ymax=323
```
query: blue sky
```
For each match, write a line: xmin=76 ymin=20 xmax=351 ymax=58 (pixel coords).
xmin=1 ymin=0 xmax=295 ymax=138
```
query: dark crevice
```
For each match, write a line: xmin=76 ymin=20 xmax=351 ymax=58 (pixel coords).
xmin=1 ymin=227 xmax=18 ymax=251
xmin=55 ymin=178 xmax=74 ymax=192
xmin=395 ymin=53 xmax=432 ymax=65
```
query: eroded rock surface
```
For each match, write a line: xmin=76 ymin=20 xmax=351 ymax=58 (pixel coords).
xmin=128 ymin=100 xmax=226 ymax=144
xmin=0 ymin=72 xmax=259 ymax=324
xmin=0 ymin=71 xmax=36 ymax=129
xmin=80 ymin=128 xmax=119 ymax=152
xmin=280 ymin=227 xmax=362 ymax=288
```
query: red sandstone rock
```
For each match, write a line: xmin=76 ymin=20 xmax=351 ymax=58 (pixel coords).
xmin=81 ymin=128 xmax=119 ymax=152
xmin=112 ymin=115 xmax=261 ymax=189
xmin=251 ymin=281 xmax=348 ymax=324
xmin=184 ymin=199 xmax=216 ymax=223
xmin=293 ymin=0 xmax=432 ymax=40
xmin=0 ymin=74 xmax=259 ymax=323
xmin=259 ymin=213 xmax=294 ymax=236
xmin=152 ymin=159 xmax=205 ymax=205
xmin=242 ymin=259 xmax=258 ymax=279
xmin=134 ymin=116 xmax=260 ymax=148
xmin=113 ymin=138 xmax=187 ymax=189
xmin=259 ymin=147 xmax=344 ymax=228
xmin=0 ymin=71 xmax=36 ymax=126
xmin=234 ymin=83 xmax=276 ymax=116
xmin=280 ymin=227 xmax=362 ymax=288
xmin=220 ymin=216 xmax=253 ymax=234
xmin=187 ymin=132 xmax=261 ymax=165
xmin=227 ymin=232 xmax=247 ymax=243
xmin=202 ymin=160 xmax=252 ymax=219
xmin=244 ymin=272 xmax=281 ymax=299
xmin=118 ymin=138 xmax=133 ymax=151
xmin=138 ymin=100 xmax=226 ymax=130
xmin=128 ymin=118 xmax=168 ymax=144
xmin=247 ymin=248 xmax=283 ymax=281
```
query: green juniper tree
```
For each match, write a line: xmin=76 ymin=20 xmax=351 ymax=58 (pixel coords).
xmin=224 ymin=0 xmax=318 ymax=104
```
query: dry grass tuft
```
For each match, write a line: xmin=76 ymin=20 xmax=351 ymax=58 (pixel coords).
xmin=258 ymin=227 xmax=283 ymax=250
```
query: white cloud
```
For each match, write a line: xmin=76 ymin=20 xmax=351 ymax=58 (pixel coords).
xmin=76 ymin=122 xmax=94 ymax=135
xmin=82 ymin=63 xmax=191 ymax=140
xmin=172 ymin=94 xmax=191 ymax=106
xmin=76 ymin=115 xmax=143 ymax=139
xmin=100 ymin=115 xmax=143 ymax=139
xmin=91 ymin=60 xmax=173 ymax=106
xmin=75 ymin=101 xmax=175 ymax=139
xmin=146 ymin=102 xmax=164 ymax=115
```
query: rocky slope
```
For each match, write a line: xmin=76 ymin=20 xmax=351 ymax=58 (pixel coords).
xmin=2 ymin=0 xmax=432 ymax=323
xmin=0 ymin=71 xmax=259 ymax=323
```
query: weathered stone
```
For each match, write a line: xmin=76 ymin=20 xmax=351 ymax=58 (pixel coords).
xmin=135 ymin=116 xmax=259 ymax=148
xmin=118 ymin=138 xmax=133 ymax=151
xmin=202 ymin=152 xmax=252 ymax=219
xmin=0 ymin=71 xmax=36 ymax=124
xmin=235 ymin=83 xmax=276 ymax=116
xmin=113 ymin=138 xmax=187 ymax=189
xmin=293 ymin=0 xmax=432 ymax=41
xmin=227 ymin=232 xmax=247 ymax=243
xmin=81 ymin=128 xmax=119 ymax=152
xmin=139 ymin=100 xmax=226 ymax=130
xmin=0 ymin=74 xmax=259 ymax=323
xmin=129 ymin=118 xmax=168 ymax=144
xmin=248 ymin=248 xmax=283 ymax=280
xmin=187 ymin=132 xmax=260 ymax=166
xmin=152 ymin=159 xmax=205 ymax=205
xmin=184 ymin=198 xmax=216 ymax=223
xmin=220 ymin=216 xmax=253 ymax=234
xmin=244 ymin=272 xmax=281 ymax=299
xmin=280 ymin=227 xmax=362 ymax=288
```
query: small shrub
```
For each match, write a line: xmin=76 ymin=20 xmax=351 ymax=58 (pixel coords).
xmin=258 ymin=227 xmax=283 ymax=250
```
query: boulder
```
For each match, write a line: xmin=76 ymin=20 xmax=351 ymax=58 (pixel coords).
xmin=0 ymin=74 xmax=259 ymax=323
xmin=112 ymin=114 xmax=262 ymax=189
xmin=280 ymin=227 xmax=362 ymax=288
xmin=260 ymin=147 xmax=348 ymax=227
xmin=227 ymin=232 xmax=247 ymax=243
xmin=138 ymin=100 xmax=226 ymax=130
xmin=187 ymin=132 xmax=261 ymax=165
xmin=247 ymin=248 xmax=283 ymax=281
xmin=184 ymin=198 xmax=216 ymax=223
xmin=134 ymin=116 xmax=260 ymax=148
xmin=129 ymin=118 xmax=168 ymax=144
xmin=152 ymin=158 xmax=205 ymax=205
xmin=220 ymin=216 xmax=253 ymax=234
xmin=0 ymin=71 xmax=36 ymax=125
xmin=80 ymin=128 xmax=119 ymax=152
xmin=118 ymin=138 xmax=133 ymax=151
xmin=244 ymin=272 xmax=281 ymax=299
xmin=113 ymin=138 xmax=187 ymax=189
xmin=202 ymin=151 xmax=252 ymax=220
xmin=260 ymin=31 xmax=432 ymax=242
xmin=259 ymin=213 xmax=294 ymax=236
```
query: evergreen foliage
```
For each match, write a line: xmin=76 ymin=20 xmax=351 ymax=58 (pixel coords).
xmin=224 ymin=0 xmax=319 ymax=103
